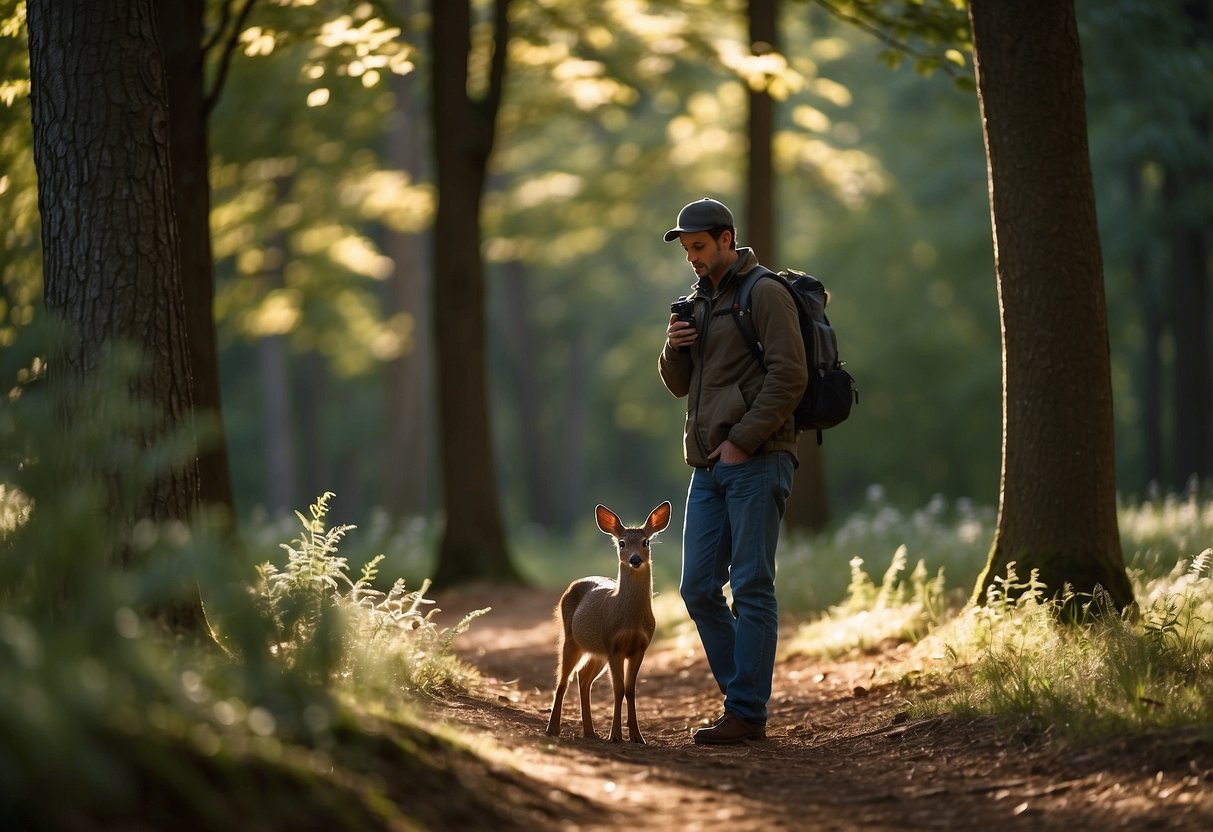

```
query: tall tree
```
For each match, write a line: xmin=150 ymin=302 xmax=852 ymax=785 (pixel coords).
xmin=27 ymin=0 xmax=203 ymax=625
xmin=156 ymin=0 xmax=237 ymax=523
xmin=429 ymin=0 xmax=520 ymax=584
xmin=750 ymin=0 xmax=832 ymax=532
xmin=968 ymin=0 xmax=1133 ymax=608
xmin=1163 ymin=0 xmax=1211 ymax=489
xmin=382 ymin=47 xmax=434 ymax=518
xmin=1164 ymin=170 xmax=1210 ymax=489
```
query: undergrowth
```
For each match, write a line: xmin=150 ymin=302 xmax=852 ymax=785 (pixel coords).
xmin=908 ymin=551 xmax=1213 ymax=735
xmin=786 ymin=489 xmax=1213 ymax=737
xmin=253 ymin=491 xmax=486 ymax=697
xmin=782 ymin=544 xmax=950 ymax=658
xmin=0 ymin=328 xmax=496 ymax=830
xmin=777 ymin=489 xmax=994 ymax=614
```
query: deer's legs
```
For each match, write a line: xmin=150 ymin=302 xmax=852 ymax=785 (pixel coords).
xmin=577 ymin=656 xmax=606 ymax=739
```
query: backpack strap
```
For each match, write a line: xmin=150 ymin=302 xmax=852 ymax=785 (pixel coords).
xmin=731 ymin=266 xmax=779 ymax=372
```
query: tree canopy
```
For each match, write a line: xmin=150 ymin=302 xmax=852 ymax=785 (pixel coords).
xmin=1 ymin=0 xmax=1207 ymax=552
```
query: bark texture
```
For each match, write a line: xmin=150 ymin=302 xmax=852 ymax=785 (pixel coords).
xmin=28 ymin=0 xmax=202 ymax=626
xmin=969 ymin=0 xmax=1133 ymax=608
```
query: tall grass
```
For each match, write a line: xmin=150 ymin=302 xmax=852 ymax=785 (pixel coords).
xmin=782 ymin=544 xmax=950 ymax=659
xmin=909 ymin=551 xmax=1213 ymax=734
xmin=781 ymin=483 xmax=1213 ymax=736
xmin=777 ymin=487 xmax=994 ymax=615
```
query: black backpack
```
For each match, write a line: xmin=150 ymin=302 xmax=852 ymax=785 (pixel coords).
xmin=732 ymin=267 xmax=858 ymax=445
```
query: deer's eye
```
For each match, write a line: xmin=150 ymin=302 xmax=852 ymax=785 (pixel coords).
xmin=618 ymin=540 xmax=625 ymax=550
xmin=642 ymin=538 xmax=649 ymax=548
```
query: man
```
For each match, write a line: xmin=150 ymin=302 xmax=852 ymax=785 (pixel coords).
xmin=658 ymin=197 xmax=806 ymax=744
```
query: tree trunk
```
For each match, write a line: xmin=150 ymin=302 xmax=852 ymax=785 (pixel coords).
xmin=27 ymin=0 xmax=203 ymax=627
xmin=257 ymin=175 xmax=298 ymax=518
xmin=156 ymin=0 xmax=235 ymax=524
xmin=745 ymin=0 xmax=831 ymax=532
xmin=747 ymin=0 xmax=776 ymax=266
xmin=430 ymin=0 xmax=519 ymax=585
xmin=382 ymin=44 xmax=434 ymax=518
xmin=1126 ymin=166 xmax=1164 ymax=491
xmin=1163 ymin=172 xmax=1210 ymax=490
xmin=257 ymin=333 xmax=296 ymax=517
xmin=968 ymin=0 xmax=1133 ymax=609
xmin=500 ymin=260 xmax=557 ymax=526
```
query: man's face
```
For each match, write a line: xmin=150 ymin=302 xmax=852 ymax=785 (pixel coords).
xmin=679 ymin=230 xmax=731 ymax=280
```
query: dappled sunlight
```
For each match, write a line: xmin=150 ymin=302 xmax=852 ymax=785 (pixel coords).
xmin=514 ymin=227 xmax=607 ymax=268
xmin=240 ymin=26 xmax=278 ymax=57
xmin=339 ymin=169 xmax=434 ymax=233
xmin=513 ymin=171 xmax=584 ymax=209
xmin=325 ymin=293 xmax=411 ymax=374
xmin=782 ymin=546 xmax=947 ymax=660
xmin=1121 ymin=488 xmax=1213 ymax=565
xmin=8 ymin=0 xmax=1213 ymax=823
xmin=906 ymin=550 xmax=1213 ymax=732
xmin=550 ymin=59 xmax=638 ymax=111
xmin=774 ymin=135 xmax=888 ymax=208
xmin=810 ymin=75 xmax=853 ymax=107
xmin=714 ymin=38 xmax=805 ymax=100
xmin=809 ymin=35 xmax=852 ymax=63
xmin=665 ymin=85 xmax=746 ymax=167
xmin=792 ymin=103 xmax=832 ymax=134
xmin=329 ymin=234 xmax=393 ymax=280
xmin=245 ymin=288 xmax=302 ymax=337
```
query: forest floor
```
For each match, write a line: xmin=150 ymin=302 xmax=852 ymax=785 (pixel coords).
xmin=422 ymin=584 xmax=1213 ymax=832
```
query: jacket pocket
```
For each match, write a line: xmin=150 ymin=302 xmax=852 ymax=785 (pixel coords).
xmin=700 ymin=383 xmax=747 ymax=451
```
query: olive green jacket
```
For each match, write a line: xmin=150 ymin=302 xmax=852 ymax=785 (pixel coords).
xmin=659 ymin=248 xmax=806 ymax=468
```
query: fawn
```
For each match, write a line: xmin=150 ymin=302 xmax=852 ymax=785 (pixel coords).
xmin=545 ymin=501 xmax=672 ymax=743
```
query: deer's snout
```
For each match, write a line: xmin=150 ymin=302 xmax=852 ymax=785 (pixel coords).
xmin=628 ymin=554 xmax=644 ymax=568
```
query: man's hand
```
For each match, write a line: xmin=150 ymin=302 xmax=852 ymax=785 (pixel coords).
xmin=708 ymin=439 xmax=750 ymax=465
xmin=667 ymin=314 xmax=698 ymax=350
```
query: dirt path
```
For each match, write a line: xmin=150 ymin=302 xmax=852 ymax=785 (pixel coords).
xmin=428 ymin=585 xmax=1213 ymax=831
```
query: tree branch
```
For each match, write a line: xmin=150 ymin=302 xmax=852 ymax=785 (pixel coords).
xmin=204 ymin=0 xmax=258 ymax=115
xmin=483 ymin=0 xmax=510 ymax=118
xmin=811 ymin=0 xmax=965 ymax=78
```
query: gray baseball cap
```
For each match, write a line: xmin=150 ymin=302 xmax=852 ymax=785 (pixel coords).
xmin=663 ymin=197 xmax=735 ymax=242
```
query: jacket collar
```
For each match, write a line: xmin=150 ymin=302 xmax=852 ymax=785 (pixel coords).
xmin=693 ymin=246 xmax=759 ymax=298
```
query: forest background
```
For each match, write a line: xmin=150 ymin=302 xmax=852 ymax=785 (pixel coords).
xmin=1 ymin=0 xmax=1210 ymax=603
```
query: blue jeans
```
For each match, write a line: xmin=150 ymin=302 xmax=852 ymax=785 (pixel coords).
xmin=680 ymin=452 xmax=794 ymax=724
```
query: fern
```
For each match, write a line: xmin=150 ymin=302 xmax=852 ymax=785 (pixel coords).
xmin=252 ymin=494 xmax=488 ymax=696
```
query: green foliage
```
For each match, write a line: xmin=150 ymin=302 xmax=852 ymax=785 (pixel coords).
xmin=3 ymin=0 xmax=1205 ymax=535
xmin=783 ymin=543 xmax=949 ymax=658
xmin=0 ymin=0 xmax=39 ymax=351
xmin=775 ymin=488 xmax=1213 ymax=733
xmin=0 ymin=328 xmax=492 ymax=827
xmin=1120 ymin=486 xmax=1213 ymax=578
xmin=909 ymin=549 xmax=1213 ymax=734
xmin=777 ymin=489 xmax=995 ymax=612
xmin=253 ymin=491 xmax=487 ymax=695
xmin=803 ymin=0 xmax=972 ymax=81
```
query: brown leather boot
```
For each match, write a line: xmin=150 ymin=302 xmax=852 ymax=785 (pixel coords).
xmin=691 ymin=712 xmax=766 ymax=744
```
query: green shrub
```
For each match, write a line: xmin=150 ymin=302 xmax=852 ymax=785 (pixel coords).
xmin=782 ymin=544 xmax=950 ymax=658
xmin=252 ymin=491 xmax=487 ymax=697
xmin=0 ymin=324 xmax=489 ymax=827
xmin=911 ymin=552 xmax=1213 ymax=734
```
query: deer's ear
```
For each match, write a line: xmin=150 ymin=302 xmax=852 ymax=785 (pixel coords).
xmin=595 ymin=505 xmax=623 ymax=537
xmin=646 ymin=501 xmax=672 ymax=536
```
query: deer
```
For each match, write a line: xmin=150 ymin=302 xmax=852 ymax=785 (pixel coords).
xmin=544 ymin=501 xmax=672 ymax=744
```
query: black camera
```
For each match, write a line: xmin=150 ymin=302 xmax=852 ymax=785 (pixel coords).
xmin=670 ymin=296 xmax=695 ymax=327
